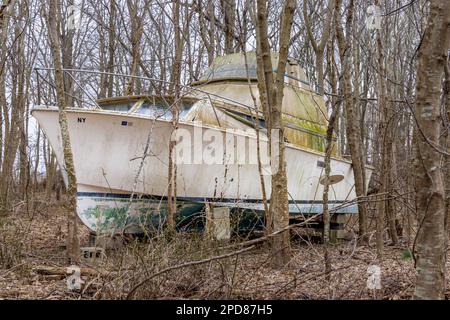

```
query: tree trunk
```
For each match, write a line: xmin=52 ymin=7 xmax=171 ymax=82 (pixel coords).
xmin=107 ymin=0 xmax=116 ymax=97
xmin=167 ymin=0 xmax=183 ymax=232
xmin=444 ymin=56 xmax=450 ymax=236
xmin=255 ymin=0 xmax=295 ymax=268
xmin=124 ymin=0 xmax=146 ymax=96
xmin=323 ymin=33 xmax=339 ymax=276
xmin=302 ymin=0 xmax=334 ymax=95
xmin=47 ymin=0 xmax=80 ymax=264
xmin=413 ymin=0 xmax=450 ymax=300
xmin=375 ymin=0 xmax=388 ymax=257
xmin=335 ymin=0 xmax=368 ymax=243
xmin=0 ymin=1 xmax=24 ymax=213
xmin=221 ymin=0 xmax=235 ymax=54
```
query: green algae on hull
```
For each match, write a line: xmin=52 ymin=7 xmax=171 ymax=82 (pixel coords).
xmin=78 ymin=195 xmax=205 ymax=234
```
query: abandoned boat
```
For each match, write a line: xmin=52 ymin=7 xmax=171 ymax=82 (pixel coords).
xmin=32 ymin=52 xmax=373 ymax=234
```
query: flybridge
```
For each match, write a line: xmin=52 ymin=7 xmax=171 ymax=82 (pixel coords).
xmin=193 ymin=52 xmax=312 ymax=89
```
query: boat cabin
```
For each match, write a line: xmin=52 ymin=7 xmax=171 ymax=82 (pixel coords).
xmin=96 ymin=52 xmax=337 ymax=155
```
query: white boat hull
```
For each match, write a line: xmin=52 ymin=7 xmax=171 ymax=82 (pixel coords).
xmin=32 ymin=108 xmax=371 ymax=233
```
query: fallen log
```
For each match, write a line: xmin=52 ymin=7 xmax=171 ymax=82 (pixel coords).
xmin=32 ymin=266 xmax=101 ymax=277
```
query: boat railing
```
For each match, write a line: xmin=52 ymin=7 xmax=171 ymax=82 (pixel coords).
xmin=33 ymin=67 xmax=263 ymax=114
xmin=33 ymin=67 xmax=343 ymax=156
xmin=33 ymin=67 xmax=331 ymax=141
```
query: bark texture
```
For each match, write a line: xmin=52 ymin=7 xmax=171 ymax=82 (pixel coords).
xmin=255 ymin=0 xmax=296 ymax=268
xmin=413 ymin=0 xmax=450 ymax=300
xmin=47 ymin=0 xmax=80 ymax=264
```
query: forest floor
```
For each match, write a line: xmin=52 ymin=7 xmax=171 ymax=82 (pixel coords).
xmin=1 ymin=200 xmax=450 ymax=300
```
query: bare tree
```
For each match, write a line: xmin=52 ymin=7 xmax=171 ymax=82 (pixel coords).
xmin=302 ymin=0 xmax=334 ymax=95
xmin=413 ymin=0 xmax=450 ymax=300
xmin=334 ymin=0 xmax=368 ymax=243
xmin=46 ymin=0 xmax=79 ymax=263
xmin=0 ymin=0 xmax=27 ymax=213
xmin=167 ymin=0 xmax=184 ymax=232
xmin=374 ymin=0 xmax=388 ymax=258
xmin=322 ymin=4 xmax=338 ymax=275
xmin=444 ymin=55 xmax=450 ymax=234
xmin=124 ymin=0 xmax=147 ymax=95
xmin=0 ymin=0 xmax=12 ymax=27
xmin=254 ymin=0 xmax=296 ymax=268
xmin=221 ymin=0 xmax=236 ymax=54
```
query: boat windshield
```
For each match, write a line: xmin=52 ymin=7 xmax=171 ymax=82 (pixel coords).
xmin=136 ymin=100 xmax=194 ymax=120
xmin=101 ymin=102 xmax=135 ymax=112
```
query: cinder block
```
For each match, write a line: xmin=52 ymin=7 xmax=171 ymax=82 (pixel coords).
xmin=80 ymin=246 xmax=106 ymax=262
xmin=212 ymin=207 xmax=231 ymax=241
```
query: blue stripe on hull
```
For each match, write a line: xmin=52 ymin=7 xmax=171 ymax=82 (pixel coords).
xmin=76 ymin=192 xmax=353 ymax=207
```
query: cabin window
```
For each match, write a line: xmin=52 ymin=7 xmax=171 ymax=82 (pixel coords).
xmin=136 ymin=100 xmax=194 ymax=120
xmin=136 ymin=101 xmax=170 ymax=119
xmin=101 ymin=102 xmax=135 ymax=112
xmin=179 ymin=101 xmax=195 ymax=118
